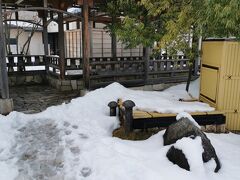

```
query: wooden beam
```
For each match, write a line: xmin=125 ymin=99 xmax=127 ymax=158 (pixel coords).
xmin=58 ymin=12 xmax=65 ymax=79
xmin=82 ymin=0 xmax=90 ymax=89
xmin=0 ymin=0 xmax=9 ymax=99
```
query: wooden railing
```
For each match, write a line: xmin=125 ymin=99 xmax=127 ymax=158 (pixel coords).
xmin=46 ymin=55 xmax=60 ymax=76
xmin=89 ymin=55 xmax=193 ymax=88
xmin=6 ymin=55 xmax=46 ymax=75
xmin=7 ymin=54 xmax=197 ymax=89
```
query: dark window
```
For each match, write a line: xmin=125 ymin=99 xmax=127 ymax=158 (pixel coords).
xmin=9 ymin=38 xmax=17 ymax=45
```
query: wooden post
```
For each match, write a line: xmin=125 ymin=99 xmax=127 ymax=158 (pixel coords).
xmin=89 ymin=21 xmax=93 ymax=57
xmin=123 ymin=100 xmax=135 ymax=135
xmin=0 ymin=0 xmax=9 ymax=99
xmin=58 ymin=12 xmax=65 ymax=79
xmin=43 ymin=0 xmax=48 ymax=56
xmin=82 ymin=0 xmax=90 ymax=89
xmin=76 ymin=19 xmax=80 ymax=29
xmin=42 ymin=0 xmax=49 ymax=72
xmin=66 ymin=22 xmax=69 ymax=30
xmin=111 ymin=16 xmax=117 ymax=60
xmin=108 ymin=101 xmax=118 ymax=116
xmin=143 ymin=46 xmax=150 ymax=84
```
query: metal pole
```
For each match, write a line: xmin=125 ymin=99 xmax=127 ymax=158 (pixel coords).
xmin=0 ymin=0 xmax=9 ymax=99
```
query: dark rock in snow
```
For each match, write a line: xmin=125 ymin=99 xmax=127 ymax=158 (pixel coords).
xmin=163 ymin=117 xmax=221 ymax=172
xmin=167 ymin=146 xmax=190 ymax=171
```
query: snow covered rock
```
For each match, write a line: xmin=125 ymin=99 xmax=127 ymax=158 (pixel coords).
xmin=164 ymin=117 xmax=221 ymax=172
xmin=167 ymin=146 xmax=190 ymax=171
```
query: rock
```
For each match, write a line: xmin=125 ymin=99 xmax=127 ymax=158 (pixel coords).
xmin=166 ymin=146 xmax=190 ymax=171
xmin=163 ymin=117 xmax=221 ymax=172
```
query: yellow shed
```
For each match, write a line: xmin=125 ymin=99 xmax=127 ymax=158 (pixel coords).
xmin=200 ymin=39 xmax=240 ymax=130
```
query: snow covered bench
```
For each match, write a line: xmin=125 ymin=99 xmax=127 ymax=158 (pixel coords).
xmin=108 ymin=99 xmax=226 ymax=135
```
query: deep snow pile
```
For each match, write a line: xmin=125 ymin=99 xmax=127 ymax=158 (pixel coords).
xmin=0 ymin=81 xmax=239 ymax=180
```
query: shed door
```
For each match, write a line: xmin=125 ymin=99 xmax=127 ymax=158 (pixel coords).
xmin=200 ymin=66 xmax=219 ymax=102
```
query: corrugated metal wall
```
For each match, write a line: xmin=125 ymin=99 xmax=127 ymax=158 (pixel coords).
xmin=200 ymin=40 xmax=240 ymax=130
xmin=65 ymin=29 xmax=143 ymax=58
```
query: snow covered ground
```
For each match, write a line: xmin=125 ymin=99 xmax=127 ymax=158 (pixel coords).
xmin=0 ymin=80 xmax=240 ymax=180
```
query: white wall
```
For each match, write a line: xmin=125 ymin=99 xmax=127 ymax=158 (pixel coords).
xmin=10 ymin=29 xmax=44 ymax=55
xmin=65 ymin=29 xmax=143 ymax=58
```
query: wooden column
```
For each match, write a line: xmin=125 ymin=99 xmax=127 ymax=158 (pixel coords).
xmin=66 ymin=22 xmax=69 ymax=30
xmin=0 ymin=0 xmax=9 ymax=99
xmin=89 ymin=21 xmax=93 ymax=57
xmin=43 ymin=0 xmax=48 ymax=56
xmin=82 ymin=0 xmax=90 ymax=89
xmin=143 ymin=46 xmax=150 ymax=84
xmin=76 ymin=19 xmax=80 ymax=29
xmin=58 ymin=12 xmax=65 ymax=79
xmin=111 ymin=16 xmax=117 ymax=60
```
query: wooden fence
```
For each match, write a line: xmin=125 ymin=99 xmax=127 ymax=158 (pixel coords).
xmin=6 ymin=54 xmax=197 ymax=89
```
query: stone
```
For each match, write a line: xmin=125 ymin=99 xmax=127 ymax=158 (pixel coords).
xmin=61 ymin=80 xmax=71 ymax=86
xmin=71 ymin=80 xmax=78 ymax=90
xmin=80 ymin=89 xmax=88 ymax=96
xmin=60 ymin=85 xmax=72 ymax=91
xmin=0 ymin=98 xmax=13 ymax=115
xmin=152 ymin=84 xmax=165 ymax=91
xmin=163 ymin=117 xmax=221 ymax=172
xmin=129 ymin=86 xmax=144 ymax=91
xmin=26 ymin=76 xmax=34 ymax=83
xmin=200 ymin=125 xmax=206 ymax=131
xmin=143 ymin=85 xmax=153 ymax=91
xmin=16 ymin=76 xmax=26 ymax=85
xmin=77 ymin=80 xmax=84 ymax=86
xmin=33 ymin=75 xmax=43 ymax=84
xmin=206 ymin=125 xmax=217 ymax=133
xmin=216 ymin=124 xmax=226 ymax=133
xmin=166 ymin=146 xmax=190 ymax=171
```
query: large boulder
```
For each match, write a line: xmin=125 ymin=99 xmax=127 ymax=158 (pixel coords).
xmin=164 ymin=117 xmax=221 ymax=172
